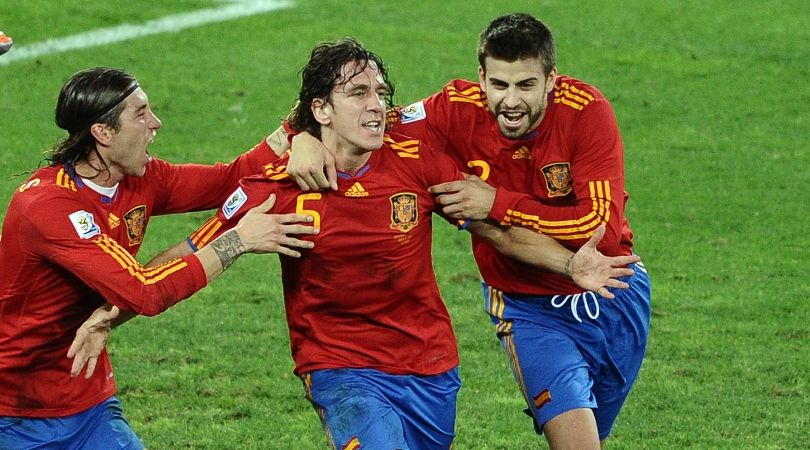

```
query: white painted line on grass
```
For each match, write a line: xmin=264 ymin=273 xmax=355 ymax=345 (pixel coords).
xmin=0 ymin=0 xmax=294 ymax=66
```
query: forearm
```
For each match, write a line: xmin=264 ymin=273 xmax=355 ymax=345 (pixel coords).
xmin=265 ymin=125 xmax=291 ymax=156
xmin=147 ymin=240 xmax=195 ymax=266
xmin=193 ymin=229 xmax=247 ymax=282
xmin=467 ymin=221 xmax=573 ymax=275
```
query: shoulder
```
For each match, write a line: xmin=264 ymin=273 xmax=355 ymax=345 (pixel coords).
xmin=381 ymin=132 xmax=456 ymax=177
xmin=8 ymin=168 xmax=101 ymax=239
xmin=10 ymin=165 xmax=77 ymax=208
xmin=441 ymin=79 xmax=488 ymax=110
xmin=553 ymin=75 xmax=610 ymax=112
xmin=382 ymin=131 xmax=435 ymax=160
xmin=218 ymin=166 xmax=297 ymax=221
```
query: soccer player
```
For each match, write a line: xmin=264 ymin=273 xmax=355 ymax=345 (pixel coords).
xmin=0 ymin=67 xmax=317 ymax=449
xmin=285 ymin=14 xmax=651 ymax=450
xmin=77 ymin=39 xmax=638 ymax=449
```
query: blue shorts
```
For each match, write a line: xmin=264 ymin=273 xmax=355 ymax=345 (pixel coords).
xmin=302 ymin=367 xmax=460 ymax=450
xmin=484 ymin=262 xmax=651 ymax=440
xmin=0 ymin=396 xmax=144 ymax=450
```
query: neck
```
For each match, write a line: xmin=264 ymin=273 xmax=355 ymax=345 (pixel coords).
xmin=335 ymin=149 xmax=372 ymax=175
xmin=321 ymin=132 xmax=373 ymax=176
xmin=72 ymin=148 xmax=122 ymax=187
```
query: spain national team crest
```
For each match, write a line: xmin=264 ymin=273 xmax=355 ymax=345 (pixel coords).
xmin=389 ymin=193 xmax=418 ymax=232
xmin=541 ymin=162 xmax=573 ymax=197
xmin=124 ymin=205 xmax=147 ymax=246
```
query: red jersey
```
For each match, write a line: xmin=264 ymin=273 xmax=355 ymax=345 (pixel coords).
xmin=391 ymin=76 xmax=635 ymax=295
xmin=0 ymin=140 xmax=277 ymax=417
xmin=189 ymin=133 xmax=463 ymax=377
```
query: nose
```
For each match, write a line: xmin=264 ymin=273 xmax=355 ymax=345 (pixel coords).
xmin=503 ymin=87 xmax=521 ymax=108
xmin=148 ymin=110 xmax=162 ymax=130
xmin=367 ymin=92 xmax=384 ymax=113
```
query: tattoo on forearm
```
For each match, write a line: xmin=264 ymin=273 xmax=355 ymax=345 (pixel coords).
xmin=211 ymin=230 xmax=246 ymax=270
xmin=564 ymin=254 xmax=575 ymax=278
xmin=268 ymin=129 xmax=287 ymax=150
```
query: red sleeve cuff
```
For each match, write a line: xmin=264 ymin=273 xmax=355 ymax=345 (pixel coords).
xmin=177 ymin=254 xmax=209 ymax=298
xmin=489 ymin=187 xmax=530 ymax=225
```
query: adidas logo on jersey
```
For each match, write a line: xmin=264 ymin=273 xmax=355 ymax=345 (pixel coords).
xmin=512 ymin=146 xmax=532 ymax=160
xmin=345 ymin=182 xmax=369 ymax=197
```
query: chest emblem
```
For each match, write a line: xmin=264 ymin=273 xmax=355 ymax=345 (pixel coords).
xmin=389 ymin=193 xmax=419 ymax=232
xmin=541 ymin=162 xmax=573 ymax=197
xmin=124 ymin=205 xmax=147 ymax=246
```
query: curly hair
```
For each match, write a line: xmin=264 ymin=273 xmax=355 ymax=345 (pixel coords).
xmin=477 ymin=13 xmax=556 ymax=76
xmin=287 ymin=38 xmax=394 ymax=139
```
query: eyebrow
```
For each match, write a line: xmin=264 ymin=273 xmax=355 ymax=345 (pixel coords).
xmin=489 ymin=76 xmax=540 ymax=85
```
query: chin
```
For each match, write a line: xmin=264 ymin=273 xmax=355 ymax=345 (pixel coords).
xmin=498 ymin=127 xmax=526 ymax=140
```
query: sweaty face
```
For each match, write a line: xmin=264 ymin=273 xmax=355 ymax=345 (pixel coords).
xmin=319 ymin=61 xmax=389 ymax=153
xmin=105 ymin=88 xmax=162 ymax=178
xmin=479 ymin=56 xmax=556 ymax=139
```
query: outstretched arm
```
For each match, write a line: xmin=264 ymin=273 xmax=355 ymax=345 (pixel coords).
xmin=467 ymin=222 xmax=638 ymax=298
xmin=68 ymin=194 xmax=319 ymax=378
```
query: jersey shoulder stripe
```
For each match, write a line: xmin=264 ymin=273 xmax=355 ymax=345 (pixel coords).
xmin=56 ymin=168 xmax=77 ymax=191
xmin=384 ymin=135 xmax=420 ymax=159
xmin=263 ymin=162 xmax=290 ymax=181
xmin=554 ymin=80 xmax=598 ymax=111
xmin=446 ymin=84 xmax=486 ymax=108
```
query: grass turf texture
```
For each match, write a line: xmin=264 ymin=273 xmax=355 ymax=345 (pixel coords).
xmin=1 ymin=0 xmax=808 ymax=448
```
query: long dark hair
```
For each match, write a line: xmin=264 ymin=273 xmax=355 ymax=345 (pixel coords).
xmin=287 ymin=38 xmax=394 ymax=139
xmin=47 ymin=67 xmax=139 ymax=170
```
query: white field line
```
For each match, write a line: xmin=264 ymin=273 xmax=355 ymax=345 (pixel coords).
xmin=0 ymin=0 xmax=293 ymax=66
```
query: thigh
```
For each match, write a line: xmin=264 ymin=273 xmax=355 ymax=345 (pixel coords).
xmin=0 ymin=397 xmax=143 ymax=450
xmin=304 ymin=369 xmax=410 ymax=450
xmin=499 ymin=321 xmax=596 ymax=432
xmin=389 ymin=368 xmax=460 ymax=450
xmin=78 ymin=397 xmax=144 ymax=450
xmin=592 ymin=264 xmax=652 ymax=439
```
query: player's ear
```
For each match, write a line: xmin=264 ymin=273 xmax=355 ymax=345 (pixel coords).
xmin=89 ymin=123 xmax=114 ymax=146
xmin=477 ymin=66 xmax=486 ymax=92
xmin=311 ymin=98 xmax=331 ymax=126
xmin=545 ymin=67 xmax=558 ymax=92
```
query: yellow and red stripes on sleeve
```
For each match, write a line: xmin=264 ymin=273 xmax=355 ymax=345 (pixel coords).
xmin=384 ymin=136 xmax=419 ymax=159
xmin=503 ymin=180 xmax=612 ymax=240
xmin=188 ymin=216 xmax=223 ymax=250
xmin=94 ymin=234 xmax=188 ymax=284
xmin=446 ymin=84 xmax=487 ymax=108
xmin=554 ymin=81 xmax=595 ymax=111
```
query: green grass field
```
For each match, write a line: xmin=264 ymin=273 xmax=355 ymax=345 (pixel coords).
xmin=1 ymin=1 xmax=808 ymax=448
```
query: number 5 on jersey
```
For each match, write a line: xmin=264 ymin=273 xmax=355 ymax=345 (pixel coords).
xmin=296 ymin=193 xmax=322 ymax=228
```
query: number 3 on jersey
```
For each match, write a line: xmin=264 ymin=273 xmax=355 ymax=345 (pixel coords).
xmin=296 ymin=193 xmax=322 ymax=228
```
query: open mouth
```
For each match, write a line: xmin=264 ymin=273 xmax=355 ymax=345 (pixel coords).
xmin=362 ymin=119 xmax=383 ymax=133
xmin=499 ymin=111 xmax=526 ymax=128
